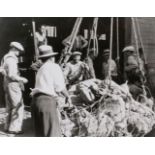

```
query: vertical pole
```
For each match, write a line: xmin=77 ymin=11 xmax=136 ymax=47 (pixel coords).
xmin=131 ymin=18 xmax=141 ymax=66
xmin=116 ymin=17 xmax=120 ymax=61
xmin=108 ymin=17 xmax=114 ymax=80
xmin=32 ymin=21 xmax=39 ymax=61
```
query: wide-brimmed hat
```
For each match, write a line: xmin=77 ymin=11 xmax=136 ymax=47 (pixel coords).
xmin=72 ymin=51 xmax=82 ymax=57
xmin=10 ymin=42 xmax=24 ymax=52
xmin=38 ymin=45 xmax=58 ymax=59
xmin=122 ymin=46 xmax=135 ymax=53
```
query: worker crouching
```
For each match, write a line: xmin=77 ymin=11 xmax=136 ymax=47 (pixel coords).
xmin=1 ymin=42 xmax=28 ymax=134
xmin=31 ymin=45 xmax=71 ymax=137
xmin=123 ymin=46 xmax=145 ymax=99
xmin=63 ymin=51 xmax=90 ymax=87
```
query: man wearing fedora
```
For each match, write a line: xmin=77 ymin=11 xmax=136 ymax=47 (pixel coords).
xmin=63 ymin=51 xmax=90 ymax=87
xmin=31 ymin=45 xmax=71 ymax=137
xmin=102 ymin=49 xmax=118 ymax=80
xmin=1 ymin=42 xmax=28 ymax=134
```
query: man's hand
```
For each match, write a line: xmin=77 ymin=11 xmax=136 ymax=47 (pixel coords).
xmin=20 ymin=77 xmax=28 ymax=84
xmin=31 ymin=60 xmax=43 ymax=71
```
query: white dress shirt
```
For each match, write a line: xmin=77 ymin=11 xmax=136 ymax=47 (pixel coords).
xmin=31 ymin=60 xmax=66 ymax=97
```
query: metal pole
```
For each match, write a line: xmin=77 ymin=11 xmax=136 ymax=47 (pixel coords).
xmin=108 ymin=17 xmax=114 ymax=80
xmin=116 ymin=17 xmax=120 ymax=61
xmin=32 ymin=21 xmax=39 ymax=61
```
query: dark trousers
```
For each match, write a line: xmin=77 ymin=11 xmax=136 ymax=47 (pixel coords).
xmin=31 ymin=94 xmax=61 ymax=137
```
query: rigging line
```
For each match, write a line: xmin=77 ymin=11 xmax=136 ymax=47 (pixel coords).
xmin=67 ymin=17 xmax=83 ymax=55
xmin=131 ymin=17 xmax=147 ymax=96
xmin=59 ymin=17 xmax=83 ymax=65
xmin=135 ymin=18 xmax=153 ymax=97
xmin=87 ymin=17 xmax=99 ymax=57
xmin=135 ymin=18 xmax=147 ymax=65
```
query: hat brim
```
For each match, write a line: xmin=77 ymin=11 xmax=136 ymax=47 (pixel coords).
xmin=38 ymin=52 xmax=58 ymax=59
xmin=11 ymin=46 xmax=24 ymax=52
xmin=123 ymin=50 xmax=135 ymax=53
xmin=122 ymin=48 xmax=135 ymax=53
xmin=72 ymin=53 xmax=82 ymax=57
xmin=103 ymin=53 xmax=110 ymax=55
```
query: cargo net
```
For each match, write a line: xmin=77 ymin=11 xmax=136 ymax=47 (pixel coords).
xmin=58 ymin=79 xmax=155 ymax=137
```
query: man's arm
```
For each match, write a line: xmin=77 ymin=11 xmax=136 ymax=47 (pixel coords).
xmin=54 ymin=65 xmax=71 ymax=105
xmin=62 ymin=35 xmax=71 ymax=47
xmin=80 ymin=35 xmax=88 ymax=49
xmin=6 ymin=58 xmax=28 ymax=83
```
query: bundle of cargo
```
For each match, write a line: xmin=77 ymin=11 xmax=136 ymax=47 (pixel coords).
xmin=59 ymin=79 xmax=155 ymax=137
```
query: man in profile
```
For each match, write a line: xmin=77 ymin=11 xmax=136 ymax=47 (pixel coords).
xmin=31 ymin=45 xmax=71 ymax=137
xmin=1 ymin=42 xmax=28 ymax=134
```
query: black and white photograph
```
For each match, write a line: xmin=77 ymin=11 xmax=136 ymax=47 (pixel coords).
xmin=0 ymin=17 xmax=155 ymax=137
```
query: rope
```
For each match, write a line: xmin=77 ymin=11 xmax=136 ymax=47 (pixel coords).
xmin=67 ymin=18 xmax=83 ymax=55
xmin=107 ymin=17 xmax=114 ymax=81
xmin=87 ymin=17 xmax=99 ymax=57
xmin=131 ymin=17 xmax=147 ymax=96
xmin=134 ymin=18 xmax=147 ymax=65
xmin=59 ymin=18 xmax=83 ymax=66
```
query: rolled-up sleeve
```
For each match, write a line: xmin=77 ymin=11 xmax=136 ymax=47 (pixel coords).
xmin=54 ymin=65 xmax=66 ymax=92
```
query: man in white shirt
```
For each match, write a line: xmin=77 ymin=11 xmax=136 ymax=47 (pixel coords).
xmin=1 ymin=42 xmax=28 ymax=134
xmin=31 ymin=45 xmax=71 ymax=137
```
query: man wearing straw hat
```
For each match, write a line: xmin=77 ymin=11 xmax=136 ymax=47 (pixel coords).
xmin=31 ymin=45 xmax=71 ymax=137
xmin=1 ymin=42 xmax=28 ymax=134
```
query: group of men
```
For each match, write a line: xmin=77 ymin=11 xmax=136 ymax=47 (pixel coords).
xmin=0 ymin=25 xmax=146 ymax=137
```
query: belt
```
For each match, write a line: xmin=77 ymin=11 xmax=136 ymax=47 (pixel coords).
xmin=34 ymin=93 xmax=51 ymax=98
